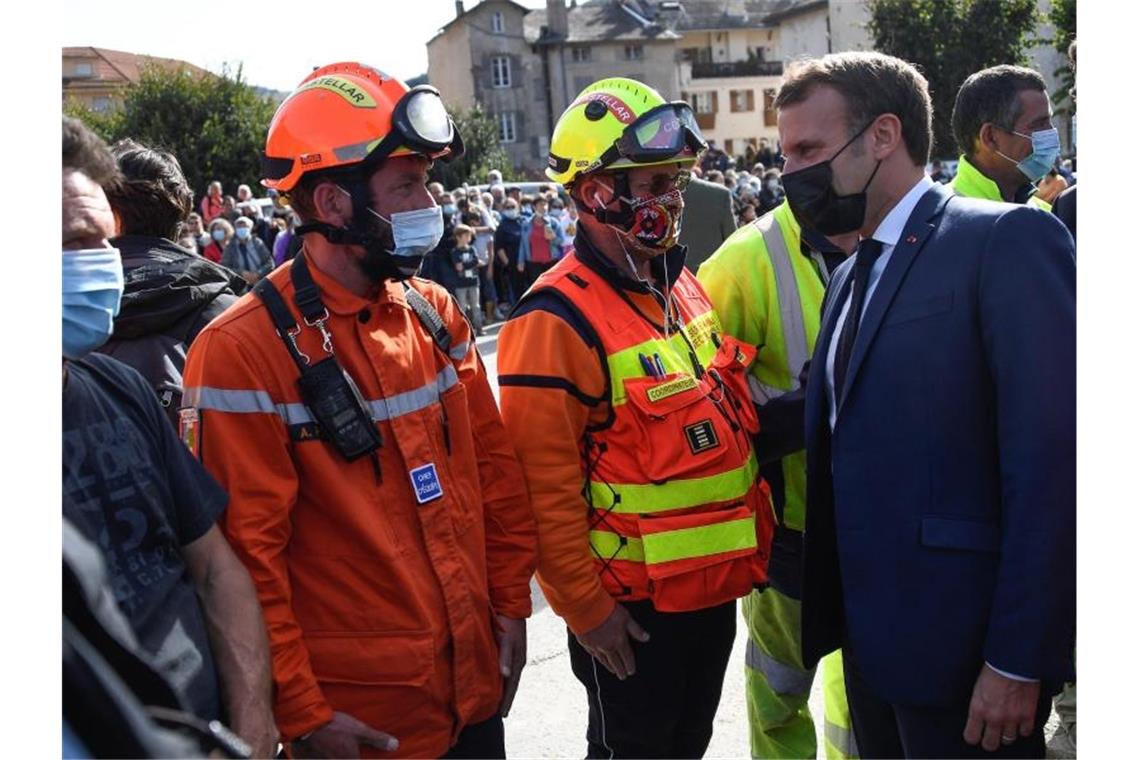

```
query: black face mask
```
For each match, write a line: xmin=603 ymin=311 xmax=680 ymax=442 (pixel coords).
xmin=782 ymin=119 xmax=881 ymax=236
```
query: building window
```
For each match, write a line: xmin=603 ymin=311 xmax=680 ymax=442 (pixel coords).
xmin=74 ymin=62 xmax=93 ymax=77
xmin=491 ymin=56 xmax=511 ymax=88
xmin=92 ymin=96 xmax=111 ymax=113
xmin=498 ymin=112 xmax=517 ymax=143
xmin=491 ymin=11 xmax=504 ymax=32
xmin=689 ymin=91 xmax=716 ymax=114
xmin=624 ymin=45 xmax=644 ymax=61
xmin=730 ymin=90 xmax=755 ymax=113
xmin=763 ymin=88 xmax=778 ymax=127
xmin=572 ymin=46 xmax=591 ymax=62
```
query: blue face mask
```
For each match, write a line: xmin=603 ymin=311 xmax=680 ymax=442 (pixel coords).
xmin=502 ymin=209 xmax=519 ymax=220
xmin=62 ymin=247 xmax=124 ymax=360
xmin=999 ymin=127 xmax=1061 ymax=183
xmin=442 ymin=203 xmax=457 ymax=216
xmin=235 ymin=226 xmax=251 ymax=240
xmin=369 ymin=205 xmax=445 ymax=275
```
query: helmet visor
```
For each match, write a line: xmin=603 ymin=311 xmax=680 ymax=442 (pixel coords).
xmin=616 ymin=103 xmax=707 ymax=163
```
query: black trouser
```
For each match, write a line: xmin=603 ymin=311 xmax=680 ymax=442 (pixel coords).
xmin=442 ymin=714 xmax=505 ymax=759
xmin=843 ymin=647 xmax=1054 ymax=759
xmin=568 ymin=599 xmax=736 ymax=759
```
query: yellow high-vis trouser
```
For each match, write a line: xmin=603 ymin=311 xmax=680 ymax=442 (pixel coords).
xmin=743 ymin=588 xmax=857 ymax=759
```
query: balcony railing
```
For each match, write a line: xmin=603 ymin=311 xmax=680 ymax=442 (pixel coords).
xmin=691 ymin=60 xmax=784 ymax=79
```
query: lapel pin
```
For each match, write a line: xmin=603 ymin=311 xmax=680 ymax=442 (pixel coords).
xmin=906 ymin=234 xmax=917 ymax=244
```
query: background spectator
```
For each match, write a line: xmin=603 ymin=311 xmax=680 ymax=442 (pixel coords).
xmin=221 ymin=195 xmax=240 ymax=223
xmin=494 ymin=197 xmax=525 ymax=308
xmin=200 ymin=180 xmax=223 ymax=223
xmin=181 ymin=211 xmax=210 ymax=255
xmin=450 ymin=223 xmax=483 ymax=335
xmin=222 ymin=216 xmax=273 ymax=285
xmin=203 ymin=217 xmax=233 ymax=263
xmin=517 ymin=196 xmax=564 ymax=288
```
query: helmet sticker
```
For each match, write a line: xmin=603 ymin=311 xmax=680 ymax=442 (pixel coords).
xmin=293 ymin=76 xmax=378 ymax=108
xmin=570 ymin=92 xmax=636 ymax=125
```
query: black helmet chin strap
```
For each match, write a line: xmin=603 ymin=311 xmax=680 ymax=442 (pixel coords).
xmin=583 ymin=171 xmax=636 ymax=230
xmin=293 ymin=169 xmax=388 ymax=250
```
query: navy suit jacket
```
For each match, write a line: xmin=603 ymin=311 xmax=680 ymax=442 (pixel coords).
xmin=801 ymin=183 xmax=1076 ymax=707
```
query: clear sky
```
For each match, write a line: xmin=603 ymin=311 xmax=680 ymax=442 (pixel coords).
xmin=62 ymin=0 xmax=547 ymax=93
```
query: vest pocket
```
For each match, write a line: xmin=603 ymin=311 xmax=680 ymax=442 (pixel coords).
xmin=622 ymin=373 xmax=734 ymax=481
xmin=437 ymin=383 xmax=479 ymax=534
xmin=637 ymin=506 xmax=759 ymax=610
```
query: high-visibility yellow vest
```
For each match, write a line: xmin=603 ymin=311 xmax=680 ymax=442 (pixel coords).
xmin=530 ymin=257 xmax=776 ymax=612
xmin=951 ymin=154 xmax=1053 ymax=210
xmin=698 ymin=201 xmax=828 ymax=531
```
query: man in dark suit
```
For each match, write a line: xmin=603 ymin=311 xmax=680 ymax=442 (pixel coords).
xmin=774 ymin=52 xmax=1075 ymax=758
xmin=680 ymin=175 xmax=736 ymax=272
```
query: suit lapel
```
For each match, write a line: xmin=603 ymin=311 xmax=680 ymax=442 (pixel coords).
xmin=839 ymin=185 xmax=952 ymax=408
xmin=804 ymin=260 xmax=854 ymax=440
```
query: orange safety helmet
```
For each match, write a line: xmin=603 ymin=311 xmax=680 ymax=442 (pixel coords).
xmin=261 ymin=62 xmax=463 ymax=192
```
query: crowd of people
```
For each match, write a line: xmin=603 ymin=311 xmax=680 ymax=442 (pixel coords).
xmin=62 ymin=46 xmax=1075 ymax=760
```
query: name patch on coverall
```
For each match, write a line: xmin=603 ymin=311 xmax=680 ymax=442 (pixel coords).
xmin=409 ymin=463 xmax=444 ymax=504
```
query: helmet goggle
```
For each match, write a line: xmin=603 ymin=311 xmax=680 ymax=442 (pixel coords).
xmin=367 ymin=85 xmax=464 ymax=164
xmin=595 ymin=102 xmax=707 ymax=171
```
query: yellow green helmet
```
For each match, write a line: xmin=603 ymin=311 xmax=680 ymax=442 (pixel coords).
xmin=545 ymin=77 xmax=708 ymax=186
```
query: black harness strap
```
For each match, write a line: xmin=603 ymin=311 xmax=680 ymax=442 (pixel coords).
xmin=252 ymin=279 xmax=309 ymax=372
xmin=290 ymin=253 xmax=328 ymax=323
xmin=403 ymin=282 xmax=453 ymax=355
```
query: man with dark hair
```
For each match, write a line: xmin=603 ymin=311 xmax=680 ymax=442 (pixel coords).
xmin=774 ymin=52 xmax=1074 ymax=757
xmin=950 ymin=65 xmax=1057 ymax=209
xmin=101 ymin=138 xmax=246 ymax=427
xmin=62 ymin=117 xmax=277 ymax=756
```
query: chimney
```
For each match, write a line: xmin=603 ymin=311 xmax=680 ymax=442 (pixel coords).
xmin=546 ymin=0 xmax=569 ymax=37
xmin=455 ymin=0 xmax=465 ymax=17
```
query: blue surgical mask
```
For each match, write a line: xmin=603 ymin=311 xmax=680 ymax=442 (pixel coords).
xmin=503 ymin=209 xmax=519 ymax=220
xmin=212 ymin=229 xmax=226 ymax=242
xmin=235 ymin=227 xmax=251 ymax=240
xmin=370 ymin=205 xmax=445 ymax=271
xmin=62 ymin=247 xmax=124 ymax=359
xmin=442 ymin=203 xmax=457 ymax=215
xmin=999 ymin=127 xmax=1061 ymax=183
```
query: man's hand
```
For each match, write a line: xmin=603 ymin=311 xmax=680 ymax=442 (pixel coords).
xmin=242 ymin=271 xmax=259 ymax=285
xmin=516 ymin=262 xmax=525 ymax=273
xmin=574 ymin=603 xmax=650 ymax=681
xmin=291 ymin=711 xmax=398 ymax=759
xmin=494 ymin=614 xmax=527 ymax=717
xmin=963 ymin=665 xmax=1040 ymax=752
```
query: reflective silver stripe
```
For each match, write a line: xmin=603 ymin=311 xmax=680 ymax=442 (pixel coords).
xmin=449 ymin=341 xmax=470 ymax=361
xmin=756 ymin=213 xmax=810 ymax=392
xmin=745 ymin=638 xmax=815 ymax=695
xmin=825 ymin=719 xmax=859 ymax=758
xmin=366 ymin=365 xmax=458 ymax=420
xmin=185 ymin=366 xmax=458 ymax=426
xmin=748 ymin=374 xmax=787 ymax=405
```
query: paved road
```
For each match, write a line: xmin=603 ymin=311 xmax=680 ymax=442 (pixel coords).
xmin=474 ymin=326 xmax=1065 ymax=759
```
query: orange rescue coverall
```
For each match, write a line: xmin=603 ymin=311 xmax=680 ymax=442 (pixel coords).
xmin=182 ymin=257 xmax=537 ymax=757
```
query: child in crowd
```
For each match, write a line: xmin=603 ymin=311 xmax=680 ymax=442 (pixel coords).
xmin=450 ymin=224 xmax=484 ymax=336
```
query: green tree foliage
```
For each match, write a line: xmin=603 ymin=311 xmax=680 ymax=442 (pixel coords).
xmin=429 ymin=103 xmax=518 ymax=189
xmin=1049 ymin=0 xmax=1076 ymax=113
xmin=868 ymin=0 xmax=1041 ymax=159
xmin=64 ymin=63 xmax=278 ymax=201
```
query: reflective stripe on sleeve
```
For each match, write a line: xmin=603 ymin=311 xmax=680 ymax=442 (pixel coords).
xmin=449 ymin=341 xmax=470 ymax=361
xmin=745 ymin=638 xmax=815 ymax=695
xmin=824 ymin=719 xmax=859 ymax=759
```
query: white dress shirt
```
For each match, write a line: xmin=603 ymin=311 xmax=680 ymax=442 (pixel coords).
xmin=825 ymin=175 xmax=935 ymax=429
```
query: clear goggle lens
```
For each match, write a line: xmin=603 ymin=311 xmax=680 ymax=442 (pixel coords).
xmin=405 ymin=91 xmax=453 ymax=145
